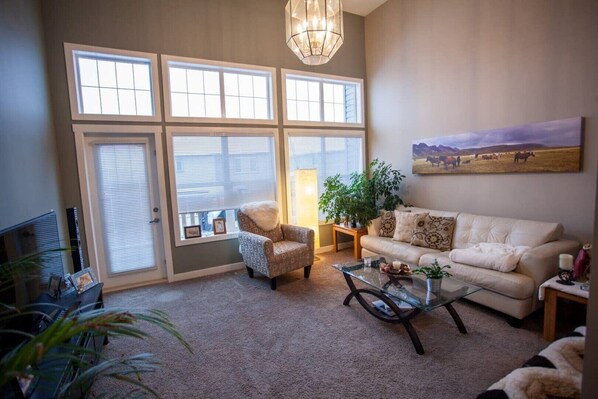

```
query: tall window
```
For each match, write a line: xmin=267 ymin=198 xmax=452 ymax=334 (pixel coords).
xmin=282 ymin=69 xmax=363 ymax=127
xmin=162 ymin=55 xmax=276 ymax=124
xmin=64 ymin=43 xmax=161 ymax=121
xmin=285 ymin=130 xmax=365 ymax=223
xmin=167 ymin=127 xmax=279 ymax=245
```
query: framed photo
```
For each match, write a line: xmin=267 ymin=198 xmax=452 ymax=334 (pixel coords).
xmin=47 ymin=274 xmax=62 ymax=298
xmin=70 ymin=267 xmax=97 ymax=294
xmin=184 ymin=225 xmax=201 ymax=239
xmin=213 ymin=218 xmax=227 ymax=235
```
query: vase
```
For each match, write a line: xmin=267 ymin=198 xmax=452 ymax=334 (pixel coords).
xmin=426 ymin=277 xmax=442 ymax=293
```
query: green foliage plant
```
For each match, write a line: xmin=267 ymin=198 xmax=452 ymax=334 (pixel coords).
xmin=413 ymin=259 xmax=452 ymax=279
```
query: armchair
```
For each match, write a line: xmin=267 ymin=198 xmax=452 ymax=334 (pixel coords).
xmin=237 ymin=201 xmax=315 ymax=290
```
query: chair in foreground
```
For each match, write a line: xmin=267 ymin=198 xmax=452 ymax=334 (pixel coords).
xmin=237 ymin=201 xmax=314 ymax=290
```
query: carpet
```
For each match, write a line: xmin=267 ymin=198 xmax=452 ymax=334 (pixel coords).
xmin=94 ymin=249 xmax=550 ymax=398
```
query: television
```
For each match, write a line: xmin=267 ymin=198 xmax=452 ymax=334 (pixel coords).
xmin=0 ymin=211 xmax=65 ymax=350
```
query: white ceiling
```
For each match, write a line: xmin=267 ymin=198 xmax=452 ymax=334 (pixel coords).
xmin=342 ymin=0 xmax=388 ymax=16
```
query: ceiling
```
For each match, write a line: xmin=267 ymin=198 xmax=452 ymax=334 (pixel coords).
xmin=342 ymin=0 xmax=388 ymax=16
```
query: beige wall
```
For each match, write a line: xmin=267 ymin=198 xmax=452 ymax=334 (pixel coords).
xmin=365 ymin=0 xmax=598 ymax=243
xmin=40 ymin=0 xmax=365 ymax=274
xmin=0 ymin=0 xmax=64 ymax=241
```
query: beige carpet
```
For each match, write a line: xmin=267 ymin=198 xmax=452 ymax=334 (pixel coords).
xmin=95 ymin=249 xmax=553 ymax=398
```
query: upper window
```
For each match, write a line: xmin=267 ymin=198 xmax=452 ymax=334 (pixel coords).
xmin=282 ymin=69 xmax=364 ymax=127
xmin=166 ymin=127 xmax=280 ymax=246
xmin=284 ymin=129 xmax=365 ymax=224
xmin=162 ymin=55 xmax=277 ymax=124
xmin=64 ymin=43 xmax=161 ymax=121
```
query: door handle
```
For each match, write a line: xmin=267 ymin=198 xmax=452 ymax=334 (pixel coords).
xmin=149 ymin=218 xmax=160 ymax=224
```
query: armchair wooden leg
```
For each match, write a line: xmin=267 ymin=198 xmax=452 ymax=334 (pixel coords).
xmin=270 ymin=277 xmax=277 ymax=290
xmin=246 ymin=266 xmax=254 ymax=278
xmin=304 ymin=265 xmax=312 ymax=279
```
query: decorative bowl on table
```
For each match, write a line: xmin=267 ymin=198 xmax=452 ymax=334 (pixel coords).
xmin=379 ymin=261 xmax=412 ymax=276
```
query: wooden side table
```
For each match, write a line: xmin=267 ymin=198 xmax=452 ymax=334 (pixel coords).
xmin=539 ymin=276 xmax=589 ymax=342
xmin=332 ymin=224 xmax=368 ymax=259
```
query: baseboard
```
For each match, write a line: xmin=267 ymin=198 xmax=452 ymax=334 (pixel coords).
xmin=316 ymin=241 xmax=353 ymax=254
xmin=102 ymin=278 xmax=168 ymax=293
xmin=170 ymin=262 xmax=246 ymax=282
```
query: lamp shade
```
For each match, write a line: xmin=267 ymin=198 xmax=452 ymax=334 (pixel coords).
xmin=295 ymin=169 xmax=320 ymax=248
xmin=285 ymin=0 xmax=344 ymax=65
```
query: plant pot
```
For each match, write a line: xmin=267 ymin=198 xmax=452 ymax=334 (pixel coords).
xmin=426 ymin=277 xmax=442 ymax=293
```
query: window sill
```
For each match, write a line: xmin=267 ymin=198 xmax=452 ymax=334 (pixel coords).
xmin=175 ymin=231 xmax=239 ymax=247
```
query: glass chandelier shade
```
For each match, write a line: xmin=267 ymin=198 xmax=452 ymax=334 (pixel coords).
xmin=285 ymin=0 xmax=344 ymax=65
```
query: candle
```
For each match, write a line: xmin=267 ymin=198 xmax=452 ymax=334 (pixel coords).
xmin=559 ymin=254 xmax=574 ymax=270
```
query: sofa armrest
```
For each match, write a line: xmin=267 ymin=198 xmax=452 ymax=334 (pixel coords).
xmin=238 ymin=231 xmax=274 ymax=267
xmin=517 ymin=239 xmax=581 ymax=287
xmin=367 ymin=217 xmax=381 ymax=236
xmin=281 ymin=224 xmax=315 ymax=260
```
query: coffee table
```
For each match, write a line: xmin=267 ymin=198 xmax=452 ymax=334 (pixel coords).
xmin=332 ymin=259 xmax=481 ymax=355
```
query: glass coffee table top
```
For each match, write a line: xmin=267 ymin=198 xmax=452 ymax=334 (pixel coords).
xmin=332 ymin=259 xmax=481 ymax=312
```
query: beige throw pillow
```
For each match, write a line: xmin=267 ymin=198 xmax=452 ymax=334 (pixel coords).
xmin=393 ymin=211 xmax=426 ymax=242
xmin=411 ymin=214 xmax=456 ymax=251
xmin=378 ymin=210 xmax=397 ymax=237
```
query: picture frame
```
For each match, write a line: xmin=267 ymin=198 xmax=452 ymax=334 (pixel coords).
xmin=184 ymin=225 xmax=201 ymax=239
xmin=47 ymin=274 xmax=62 ymax=299
xmin=70 ymin=267 xmax=97 ymax=294
xmin=213 ymin=218 xmax=227 ymax=235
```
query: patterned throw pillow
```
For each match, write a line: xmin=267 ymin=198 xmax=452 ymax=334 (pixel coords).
xmin=378 ymin=211 xmax=397 ymax=237
xmin=411 ymin=214 xmax=456 ymax=251
xmin=393 ymin=210 xmax=425 ymax=242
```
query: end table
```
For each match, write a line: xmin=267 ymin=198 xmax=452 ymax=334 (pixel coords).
xmin=332 ymin=224 xmax=368 ymax=259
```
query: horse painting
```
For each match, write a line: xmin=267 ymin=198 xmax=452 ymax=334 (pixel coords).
xmin=514 ymin=151 xmax=535 ymax=163
xmin=426 ymin=156 xmax=441 ymax=166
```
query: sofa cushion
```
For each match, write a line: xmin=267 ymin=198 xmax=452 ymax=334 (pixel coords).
xmin=393 ymin=210 xmax=425 ymax=242
xmin=411 ymin=214 xmax=456 ymax=251
xmin=419 ymin=253 xmax=535 ymax=300
xmin=378 ymin=210 xmax=397 ymax=237
xmin=453 ymin=213 xmax=563 ymax=249
xmin=361 ymin=235 xmax=440 ymax=265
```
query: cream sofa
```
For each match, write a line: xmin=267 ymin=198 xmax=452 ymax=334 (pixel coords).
xmin=361 ymin=207 xmax=580 ymax=321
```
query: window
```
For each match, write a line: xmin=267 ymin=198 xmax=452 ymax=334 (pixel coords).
xmin=167 ymin=127 xmax=280 ymax=245
xmin=284 ymin=129 xmax=365 ymax=224
xmin=162 ymin=55 xmax=277 ymax=124
xmin=64 ymin=43 xmax=161 ymax=121
xmin=282 ymin=69 xmax=363 ymax=127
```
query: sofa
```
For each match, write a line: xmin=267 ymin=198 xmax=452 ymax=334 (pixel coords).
xmin=361 ymin=206 xmax=580 ymax=321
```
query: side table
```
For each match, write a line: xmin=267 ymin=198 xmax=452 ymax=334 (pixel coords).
xmin=539 ymin=276 xmax=589 ymax=342
xmin=332 ymin=224 xmax=368 ymax=259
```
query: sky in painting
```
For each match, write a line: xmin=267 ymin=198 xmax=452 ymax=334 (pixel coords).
xmin=414 ymin=118 xmax=582 ymax=149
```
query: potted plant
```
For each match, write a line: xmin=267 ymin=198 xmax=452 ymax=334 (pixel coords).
xmin=413 ymin=259 xmax=452 ymax=293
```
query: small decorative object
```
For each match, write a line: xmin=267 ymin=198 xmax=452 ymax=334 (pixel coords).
xmin=363 ymin=256 xmax=372 ymax=269
xmin=213 ymin=218 xmax=227 ymax=235
xmin=413 ymin=259 xmax=452 ymax=293
xmin=70 ymin=267 xmax=97 ymax=294
xmin=557 ymin=254 xmax=575 ymax=285
xmin=572 ymin=244 xmax=591 ymax=281
xmin=184 ymin=225 xmax=201 ymax=239
xmin=47 ymin=274 xmax=62 ymax=299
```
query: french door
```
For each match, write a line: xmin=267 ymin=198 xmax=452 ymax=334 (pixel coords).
xmin=74 ymin=125 xmax=170 ymax=291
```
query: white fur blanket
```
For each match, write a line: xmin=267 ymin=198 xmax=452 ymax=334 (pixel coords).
xmin=449 ymin=243 xmax=530 ymax=272
xmin=240 ymin=201 xmax=280 ymax=231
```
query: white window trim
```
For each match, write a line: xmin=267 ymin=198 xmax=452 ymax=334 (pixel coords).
xmin=72 ymin=124 xmax=175 ymax=282
xmin=283 ymin=128 xmax=366 ymax=225
xmin=166 ymin=126 xmax=282 ymax=247
xmin=281 ymin=69 xmax=365 ymax=128
xmin=65 ymin=43 xmax=162 ymax=122
xmin=161 ymin=55 xmax=278 ymax=125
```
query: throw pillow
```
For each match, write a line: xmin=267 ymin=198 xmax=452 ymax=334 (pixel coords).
xmin=378 ymin=210 xmax=397 ymax=237
xmin=411 ymin=214 xmax=456 ymax=251
xmin=393 ymin=210 xmax=425 ymax=242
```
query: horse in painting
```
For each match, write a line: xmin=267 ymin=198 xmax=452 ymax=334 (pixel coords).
xmin=426 ymin=156 xmax=441 ymax=166
xmin=514 ymin=151 xmax=535 ymax=163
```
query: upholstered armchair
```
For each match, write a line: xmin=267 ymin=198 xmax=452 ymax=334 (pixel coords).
xmin=237 ymin=201 xmax=315 ymax=290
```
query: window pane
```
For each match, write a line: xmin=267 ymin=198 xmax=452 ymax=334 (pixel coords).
xmin=81 ymin=86 xmax=102 ymax=114
xmin=100 ymin=87 xmax=119 ymax=114
xmin=169 ymin=67 xmax=187 ymax=92
xmin=170 ymin=92 xmax=189 ymax=117
xmin=238 ymin=74 xmax=253 ymax=97
xmin=253 ymin=76 xmax=267 ymax=98
xmin=187 ymin=69 xmax=204 ymax=94
xmin=297 ymin=100 xmax=309 ymax=120
xmin=78 ymin=58 xmax=98 ymax=86
xmin=97 ymin=60 xmax=117 ymax=87
xmin=205 ymin=94 xmax=221 ymax=117
xmin=286 ymin=78 xmax=296 ymax=100
xmin=135 ymin=90 xmax=153 ymax=116
xmin=117 ymin=89 xmax=136 ymax=114
xmin=204 ymin=71 xmax=220 ymax=95
xmin=308 ymin=82 xmax=319 ymax=102
xmin=334 ymin=84 xmax=344 ymax=102
xmin=334 ymin=103 xmax=345 ymax=122
xmin=116 ymin=62 xmax=134 ymax=89
xmin=323 ymin=83 xmax=333 ymax=102
xmin=309 ymin=102 xmax=320 ymax=121
xmin=239 ymin=97 xmax=254 ymax=119
xmin=134 ymin=64 xmax=151 ymax=90
xmin=287 ymin=99 xmax=297 ymax=120
xmin=296 ymin=80 xmax=308 ymax=101
xmin=254 ymin=98 xmax=268 ymax=119
xmin=324 ymin=103 xmax=334 ymax=122
xmin=225 ymin=96 xmax=240 ymax=118
xmin=188 ymin=94 xmax=206 ymax=117
xmin=223 ymin=73 xmax=238 ymax=96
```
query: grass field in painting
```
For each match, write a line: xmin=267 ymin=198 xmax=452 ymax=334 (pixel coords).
xmin=412 ymin=147 xmax=581 ymax=175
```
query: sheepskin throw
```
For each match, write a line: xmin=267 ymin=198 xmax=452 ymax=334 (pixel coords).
xmin=393 ymin=210 xmax=424 ymax=242
xmin=240 ymin=201 xmax=280 ymax=231
xmin=449 ymin=243 xmax=530 ymax=273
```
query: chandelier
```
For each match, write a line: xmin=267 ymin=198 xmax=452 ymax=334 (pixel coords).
xmin=285 ymin=0 xmax=344 ymax=65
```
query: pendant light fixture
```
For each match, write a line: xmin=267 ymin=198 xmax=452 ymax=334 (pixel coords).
xmin=285 ymin=0 xmax=344 ymax=65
